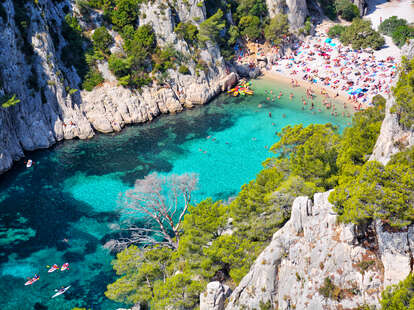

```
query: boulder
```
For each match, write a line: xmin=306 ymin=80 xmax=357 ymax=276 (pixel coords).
xmin=200 ymin=281 xmax=232 ymax=310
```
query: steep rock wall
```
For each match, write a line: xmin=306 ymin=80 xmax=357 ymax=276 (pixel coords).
xmin=0 ymin=0 xmax=236 ymax=174
xmin=224 ymin=192 xmax=414 ymax=309
xmin=370 ymin=40 xmax=414 ymax=165
xmin=266 ymin=0 xmax=307 ymax=29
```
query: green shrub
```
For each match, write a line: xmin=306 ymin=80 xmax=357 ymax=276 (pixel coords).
xmin=1 ymin=94 xmax=20 ymax=108
xmin=61 ymin=14 xmax=89 ymax=82
xmin=92 ymin=26 xmax=114 ymax=53
xmin=319 ymin=277 xmax=343 ymax=300
xmin=110 ymin=0 xmax=140 ymax=31
xmin=330 ymin=148 xmax=414 ymax=228
xmin=381 ymin=273 xmax=414 ymax=309
xmin=174 ymin=22 xmax=198 ymax=44
xmin=340 ymin=18 xmax=385 ymax=50
xmin=264 ymin=14 xmax=289 ymax=46
xmin=178 ymin=65 xmax=190 ymax=75
xmin=238 ymin=15 xmax=261 ymax=40
xmin=318 ymin=0 xmax=337 ymax=20
xmin=335 ymin=0 xmax=359 ymax=21
xmin=391 ymin=25 xmax=414 ymax=48
xmin=379 ymin=16 xmax=407 ymax=36
xmin=198 ymin=9 xmax=225 ymax=43
xmin=82 ymin=68 xmax=104 ymax=91
xmin=328 ymin=24 xmax=346 ymax=38
xmin=391 ymin=56 xmax=414 ymax=129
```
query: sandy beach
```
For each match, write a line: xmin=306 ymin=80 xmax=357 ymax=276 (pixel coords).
xmin=262 ymin=70 xmax=350 ymax=104
xmin=234 ymin=0 xmax=414 ymax=110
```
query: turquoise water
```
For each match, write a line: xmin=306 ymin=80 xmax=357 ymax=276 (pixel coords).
xmin=0 ymin=78 xmax=351 ymax=309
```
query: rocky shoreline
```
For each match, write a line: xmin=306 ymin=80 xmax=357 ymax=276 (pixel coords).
xmin=0 ymin=0 xmax=242 ymax=175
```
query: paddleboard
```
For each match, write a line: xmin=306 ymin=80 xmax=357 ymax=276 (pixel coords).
xmin=51 ymin=286 xmax=71 ymax=298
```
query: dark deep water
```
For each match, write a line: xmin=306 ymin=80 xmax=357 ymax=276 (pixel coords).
xmin=0 ymin=79 xmax=351 ymax=309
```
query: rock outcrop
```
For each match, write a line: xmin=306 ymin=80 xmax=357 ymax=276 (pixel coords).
xmin=200 ymin=281 xmax=232 ymax=310
xmin=0 ymin=0 xmax=237 ymax=174
xmin=223 ymin=191 xmax=413 ymax=309
xmin=266 ymin=0 xmax=307 ymax=29
xmin=370 ymin=40 xmax=414 ymax=165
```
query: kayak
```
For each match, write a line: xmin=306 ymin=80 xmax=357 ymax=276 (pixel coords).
xmin=51 ymin=286 xmax=71 ymax=298
xmin=25 ymin=277 xmax=39 ymax=286
xmin=48 ymin=265 xmax=59 ymax=273
xmin=61 ymin=263 xmax=69 ymax=271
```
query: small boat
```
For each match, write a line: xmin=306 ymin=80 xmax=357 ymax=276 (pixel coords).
xmin=51 ymin=286 xmax=71 ymax=298
xmin=61 ymin=263 xmax=69 ymax=271
xmin=26 ymin=159 xmax=33 ymax=168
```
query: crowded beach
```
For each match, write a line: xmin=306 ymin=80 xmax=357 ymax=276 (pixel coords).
xmin=234 ymin=23 xmax=399 ymax=111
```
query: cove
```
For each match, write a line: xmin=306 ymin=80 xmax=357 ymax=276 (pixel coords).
xmin=0 ymin=78 xmax=351 ymax=309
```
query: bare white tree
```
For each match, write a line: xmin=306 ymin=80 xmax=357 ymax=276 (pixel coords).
xmin=105 ymin=172 xmax=198 ymax=251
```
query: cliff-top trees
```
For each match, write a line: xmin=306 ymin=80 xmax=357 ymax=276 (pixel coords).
xmin=330 ymin=147 xmax=414 ymax=227
xmin=391 ymin=56 xmax=414 ymax=129
xmin=381 ymin=273 xmax=414 ymax=309
xmin=264 ymin=14 xmax=290 ymax=46
xmin=239 ymin=15 xmax=261 ymax=40
xmin=198 ymin=9 xmax=226 ymax=44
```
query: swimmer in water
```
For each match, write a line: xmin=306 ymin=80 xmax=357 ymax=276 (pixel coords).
xmin=290 ymin=93 xmax=294 ymax=100
xmin=282 ymin=114 xmax=286 ymax=118
xmin=252 ymin=137 xmax=257 ymax=141
xmin=272 ymin=122 xmax=275 ymax=126
xmin=269 ymin=112 xmax=272 ymax=118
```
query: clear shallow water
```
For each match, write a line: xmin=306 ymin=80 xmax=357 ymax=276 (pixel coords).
xmin=0 ymin=78 xmax=351 ymax=309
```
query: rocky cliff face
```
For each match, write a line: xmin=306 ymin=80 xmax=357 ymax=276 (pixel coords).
xmin=200 ymin=40 xmax=414 ymax=310
xmin=218 ymin=191 xmax=413 ymax=310
xmin=266 ymin=0 xmax=307 ymax=29
xmin=0 ymin=0 xmax=237 ymax=174
xmin=370 ymin=40 xmax=414 ymax=165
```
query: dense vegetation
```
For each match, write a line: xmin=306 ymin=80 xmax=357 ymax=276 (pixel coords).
xmin=391 ymin=56 xmax=414 ymax=129
xmin=318 ymin=0 xmax=359 ymax=21
xmin=379 ymin=16 xmax=414 ymax=48
xmin=105 ymin=94 xmax=391 ymax=308
xmin=335 ymin=0 xmax=360 ymax=21
xmin=381 ymin=273 xmax=414 ymax=309
xmin=338 ymin=19 xmax=385 ymax=50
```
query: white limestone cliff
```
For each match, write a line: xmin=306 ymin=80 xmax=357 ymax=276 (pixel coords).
xmin=0 ymin=0 xmax=237 ymax=174
xmin=221 ymin=192 xmax=413 ymax=310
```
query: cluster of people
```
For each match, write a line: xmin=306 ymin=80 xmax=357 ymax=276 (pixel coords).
xmin=268 ymin=33 xmax=397 ymax=107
